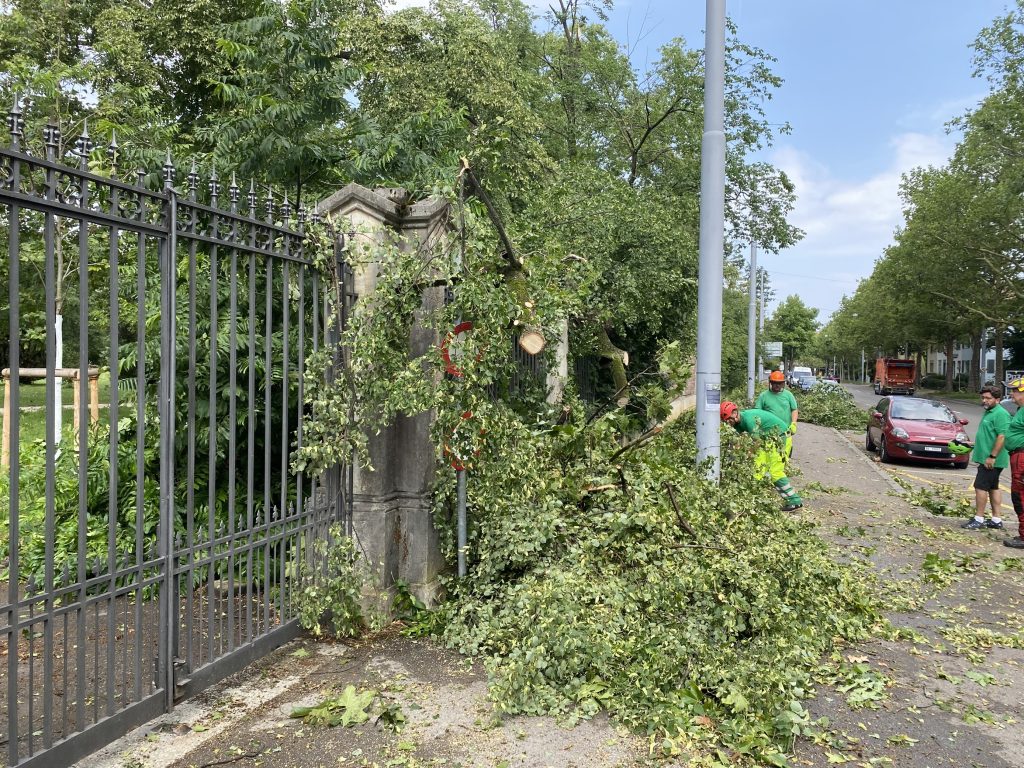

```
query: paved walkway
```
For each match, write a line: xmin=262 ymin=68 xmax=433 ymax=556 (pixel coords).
xmin=79 ymin=423 xmax=1024 ymax=768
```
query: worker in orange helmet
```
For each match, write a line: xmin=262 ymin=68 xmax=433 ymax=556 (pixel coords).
xmin=720 ymin=400 xmax=803 ymax=511
xmin=755 ymin=371 xmax=799 ymax=456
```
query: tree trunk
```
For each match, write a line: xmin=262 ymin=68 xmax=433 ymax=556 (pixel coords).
xmin=995 ymin=327 xmax=1004 ymax=386
xmin=944 ymin=338 xmax=955 ymax=391
xmin=968 ymin=328 xmax=983 ymax=393
xmin=597 ymin=325 xmax=629 ymax=406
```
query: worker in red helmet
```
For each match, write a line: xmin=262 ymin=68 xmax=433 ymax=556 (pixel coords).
xmin=720 ymin=401 xmax=803 ymax=511
xmin=756 ymin=370 xmax=799 ymax=445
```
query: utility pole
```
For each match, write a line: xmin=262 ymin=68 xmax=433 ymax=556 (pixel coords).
xmin=695 ymin=0 xmax=726 ymax=479
xmin=746 ymin=242 xmax=757 ymax=401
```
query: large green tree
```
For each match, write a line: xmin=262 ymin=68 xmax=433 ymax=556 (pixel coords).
xmin=765 ymin=295 xmax=818 ymax=370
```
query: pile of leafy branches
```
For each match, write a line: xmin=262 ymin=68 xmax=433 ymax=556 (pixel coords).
xmin=425 ymin=406 xmax=880 ymax=764
xmin=796 ymin=382 xmax=867 ymax=430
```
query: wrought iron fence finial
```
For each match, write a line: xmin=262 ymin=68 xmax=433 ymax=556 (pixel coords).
xmin=107 ymin=130 xmax=119 ymax=173
xmin=247 ymin=178 xmax=256 ymax=212
xmin=162 ymin=149 xmax=175 ymax=189
xmin=229 ymin=171 xmax=240 ymax=210
xmin=185 ymin=158 xmax=198 ymax=199
xmin=8 ymin=91 xmax=24 ymax=146
xmin=75 ymin=121 xmax=94 ymax=168
xmin=43 ymin=121 xmax=60 ymax=160
xmin=209 ymin=167 xmax=220 ymax=204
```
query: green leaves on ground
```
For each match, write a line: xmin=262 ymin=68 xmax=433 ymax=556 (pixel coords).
xmin=290 ymin=685 xmax=376 ymax=727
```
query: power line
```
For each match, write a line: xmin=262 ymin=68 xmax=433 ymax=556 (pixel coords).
xmin=766 ymin=269 xmax=861 ymax=285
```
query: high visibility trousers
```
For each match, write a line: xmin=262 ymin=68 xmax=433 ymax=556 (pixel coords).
xmin=755 ymin=437 xmax=802 ymax=506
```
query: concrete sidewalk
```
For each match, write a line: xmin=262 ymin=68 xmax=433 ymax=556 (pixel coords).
xmin=79 ymin=423 xmax=1024 ymax=768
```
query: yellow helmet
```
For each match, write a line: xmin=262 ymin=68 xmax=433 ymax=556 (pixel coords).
xmin=1008 ymin=377 xmax=1024 ymax=392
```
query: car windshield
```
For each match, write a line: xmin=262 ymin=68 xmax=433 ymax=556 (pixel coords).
xmin=890 ymin=399 xmax=956 ymax=422
xmin=799 ymin=376 xmax=816 ymax=383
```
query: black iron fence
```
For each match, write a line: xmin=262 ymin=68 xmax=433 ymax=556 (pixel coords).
xmin=1 ymin=101 xmax=352 ymax=767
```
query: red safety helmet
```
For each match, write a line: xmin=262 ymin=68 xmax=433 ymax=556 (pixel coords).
xmin=768 ymin=370 xmax=786 ymax=383
xmin=720 ymin=401 xmax=739 ymax=421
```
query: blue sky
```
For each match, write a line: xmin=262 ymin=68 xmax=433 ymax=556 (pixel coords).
xmin=604 ymin=0 xmax=1013 ymax=322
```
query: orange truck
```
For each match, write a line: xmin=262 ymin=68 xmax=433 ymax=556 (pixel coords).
xmin=874 ymin=358 xmax=916 ymax=396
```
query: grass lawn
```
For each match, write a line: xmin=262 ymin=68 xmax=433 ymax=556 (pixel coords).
xmin=2 ymin=371 xmax=112 ymax=448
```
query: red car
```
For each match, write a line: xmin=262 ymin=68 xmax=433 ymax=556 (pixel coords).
xmin=865 ymin=396 xmax=971 ymax=468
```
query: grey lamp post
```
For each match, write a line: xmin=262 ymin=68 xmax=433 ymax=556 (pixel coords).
xmin=695 ymin=0 xmax=727 ymax=479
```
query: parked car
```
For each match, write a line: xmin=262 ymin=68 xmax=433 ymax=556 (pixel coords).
xmin=1000 ymin=397 xmax=1019 ymax=417
xmin=865 ymin=396 xmax=970 ymax=468
xmin=796 ymin=375 xmax=817 ymax=392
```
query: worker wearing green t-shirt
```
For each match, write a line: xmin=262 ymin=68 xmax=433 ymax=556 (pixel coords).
xmin=755 ymin=370 xmax=799 ymax=456
xmin=962 ymin=385 xmax=1010 ymax=531
xmin=1002 ymin=377 xmax=1024 ymax=549
xmin=720 ymin=402 xmax=802 ymax=511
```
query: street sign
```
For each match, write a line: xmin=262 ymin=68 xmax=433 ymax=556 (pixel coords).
xmin=764 ymin=341 xmax=783 ymax=358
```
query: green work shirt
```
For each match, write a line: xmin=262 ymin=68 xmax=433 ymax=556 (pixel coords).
xmin=735 ymin=408 xmax=789 ymax=438
xmin=755 ymin=389 xmax=798 ymax=426
xmin=971 ymin=404 xmax=1010 ymax=468
xmin=1004 ymin=406 xmax=1024 ymax=453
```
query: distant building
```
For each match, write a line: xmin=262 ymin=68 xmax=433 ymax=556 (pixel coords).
xmin=923 ymin=338 xmax=1006 ymax=383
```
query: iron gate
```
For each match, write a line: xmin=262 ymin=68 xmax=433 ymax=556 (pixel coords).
xmin=1 ymin=103 xmax=352 ymax=767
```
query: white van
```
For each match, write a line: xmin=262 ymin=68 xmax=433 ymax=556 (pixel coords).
xmin=789 ymin=366 xmax=812 ymax=386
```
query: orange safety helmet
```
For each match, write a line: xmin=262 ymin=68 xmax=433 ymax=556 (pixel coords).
xmin=768 ymin=370 xmax=786 ymax=383
xmin=720 ymin=401 xmax=739 ymax=421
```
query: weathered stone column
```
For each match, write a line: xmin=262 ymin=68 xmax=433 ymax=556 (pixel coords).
xmin=317 ymin=184 xmax=450 ymax=612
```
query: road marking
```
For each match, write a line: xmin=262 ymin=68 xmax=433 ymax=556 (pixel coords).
xmin=886 ymin=467 xmax=1009 ymax=494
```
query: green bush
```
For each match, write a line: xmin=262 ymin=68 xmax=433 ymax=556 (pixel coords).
xmin=293 ymin=525 xmax=364 ymax=639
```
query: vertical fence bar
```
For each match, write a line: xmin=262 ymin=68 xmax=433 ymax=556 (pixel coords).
xmin=185 ymin=185 xmax=198 ymax=674
xmin=158 ymin=186 xmax=178 ymax=708
xmin=227 ymin=231 xmax=238 ymax=651
xmin=41 ymin=133 xmax=57 ymax=754
xmin=279 ymin=260 xmax=289 ymax=618
xmin=133 ymin=218 xmax=146 ymax=705
xmin=246 ymin=248 xmax=255 ymax=645
xmin=6 ymin=154 xmax=22 ymax=768
xmin=296 ymin=259 xmax=305 ymax=563
xmin=76 ymin=147 xmax=94 ymax=731
xmin=263 ymin=259 xmax=272 ymax=632
xmin=207 ymin=237 xmax=218 ymax=664
xmin=107 ymin=172 xmax=121 ymax=719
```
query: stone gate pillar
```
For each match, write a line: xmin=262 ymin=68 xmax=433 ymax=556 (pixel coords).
xmin=317 ymin=184 xmax=450 ymax=611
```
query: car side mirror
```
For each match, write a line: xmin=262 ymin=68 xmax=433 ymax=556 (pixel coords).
xmin=959 ymin=418 xmax=969 ymax=425
xmin=870 ymin=410 xmax=880 ymax=418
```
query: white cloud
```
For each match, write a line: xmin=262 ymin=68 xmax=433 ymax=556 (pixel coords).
xmin=764 ymin=131 xmax=956 ymax=319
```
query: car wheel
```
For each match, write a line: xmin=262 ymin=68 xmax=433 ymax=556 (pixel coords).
xmin=879 ymin=436 xmax=891 ymax=463
xmin=865 ymin=428 xmax=876 ymax=451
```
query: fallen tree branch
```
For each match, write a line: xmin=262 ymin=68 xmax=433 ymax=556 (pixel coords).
xmin=609 ymin=425 xmax=662 ymax=462
xmin=663 ymin=482 xmax=698 ymax=540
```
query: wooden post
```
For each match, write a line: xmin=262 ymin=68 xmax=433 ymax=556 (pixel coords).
xmin=1 ymin=372 xmax=10 ymax=470
xmin=89 ymin=369 xmax=99 ymax=424
xmin=72 ymin=372 xmax=81 ymax=438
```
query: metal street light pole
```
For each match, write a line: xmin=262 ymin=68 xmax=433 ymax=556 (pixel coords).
xmin=746 ymin=242 xmax=757 ymax=401
xmin=695 ymin=0 xmax=727 ymax=479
